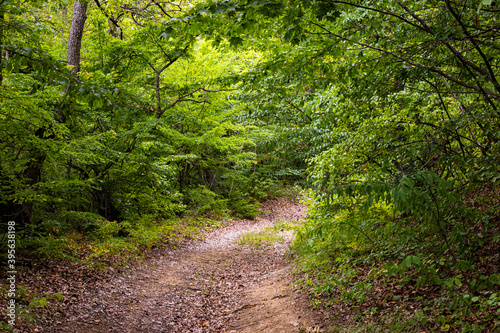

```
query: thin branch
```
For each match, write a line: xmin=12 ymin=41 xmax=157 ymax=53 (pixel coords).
xmin=309 ymin=22 xmax=500 ymax=102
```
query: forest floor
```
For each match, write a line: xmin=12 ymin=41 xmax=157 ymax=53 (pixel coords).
xmin=18 ymin=197 xmax=326 ymax=332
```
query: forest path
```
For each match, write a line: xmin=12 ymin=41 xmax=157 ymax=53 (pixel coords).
xmin=52 ymin=198 xmax=325 ymax=333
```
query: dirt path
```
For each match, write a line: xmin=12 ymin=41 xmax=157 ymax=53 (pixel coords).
xmin=50 ymin=198 xmax=324 ymax=332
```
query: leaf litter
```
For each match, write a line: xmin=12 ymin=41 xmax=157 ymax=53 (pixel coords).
xmin=2 ymin=197 xmax=326 ymax=332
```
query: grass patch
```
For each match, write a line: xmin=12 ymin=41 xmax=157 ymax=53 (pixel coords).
xmin=237 ymin=220 xmax=296 ymax=247
xmin=238 ymin=228 xmax=285 ymax=247
xmin=14 ymin=215 xmax=223 ymax=271
xmin=81 ymin=217 xmax=218 ymax=270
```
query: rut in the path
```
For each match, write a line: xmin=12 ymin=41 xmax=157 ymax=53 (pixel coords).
xmin=48 ymin=198 xmax=325 ymax=333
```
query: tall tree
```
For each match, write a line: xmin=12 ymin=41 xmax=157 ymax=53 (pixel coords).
xmin=67 ymin=0 xmax=88 ymax=73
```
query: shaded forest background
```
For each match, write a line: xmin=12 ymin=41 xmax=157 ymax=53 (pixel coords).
xmin=1 ymin=0 xmax=500 ymax=331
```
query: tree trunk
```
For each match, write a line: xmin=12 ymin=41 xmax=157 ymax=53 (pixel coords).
xmin=67 ymin=0 xmax=88 ymax=73
xmin=92 ymin=185 xmax=120 ymax=221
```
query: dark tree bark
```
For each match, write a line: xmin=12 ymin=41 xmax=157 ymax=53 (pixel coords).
xmin=67 ymin=0 xmax=88 ymax=73
xmin=92 ymin=185 xmax=120 ymax=221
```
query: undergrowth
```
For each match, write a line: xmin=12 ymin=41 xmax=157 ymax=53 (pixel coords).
xmin=0 ymin=284 xmax=64 ymax=333
xmin=25 ymin=215 xmax=222 ymax=270
xmin=292 ymin=183 xmax=500 ymax=332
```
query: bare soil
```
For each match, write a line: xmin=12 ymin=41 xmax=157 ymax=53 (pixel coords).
xmin=43 ymin=198 xmax=325 ymax=332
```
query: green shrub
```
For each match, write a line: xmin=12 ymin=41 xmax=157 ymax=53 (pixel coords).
xmin=292 ymin=182 xmax=500 ymax=332
xmin=186 ymin=185 xmax=229 ymax=217
xmin=55 ymin=211 xmax=105 ymax=232
xmin=229 ymin=197 xmax=260 ymax=219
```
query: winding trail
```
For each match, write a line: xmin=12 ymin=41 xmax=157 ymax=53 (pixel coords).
xmin=51 ymin=198 xmax=325 ymax=332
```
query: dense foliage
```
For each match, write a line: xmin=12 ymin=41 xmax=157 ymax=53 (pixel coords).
xmin=1 ymin=0 xmax=500 ymax=331
xmin=0 ymin=0 xmax=270 ymax=233
xmin=179 ymin=0 xmax=500 ymax=331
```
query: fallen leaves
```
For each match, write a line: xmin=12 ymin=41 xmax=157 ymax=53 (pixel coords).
xmin=0 ymin=198 xmax=318 ymax=333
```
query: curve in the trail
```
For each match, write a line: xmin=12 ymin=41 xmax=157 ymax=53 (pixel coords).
xmin=51 ymin=197 xmax=325 ymax=333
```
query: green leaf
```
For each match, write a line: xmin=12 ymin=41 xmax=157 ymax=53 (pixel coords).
xmin=40 ymin=297 xmax=47 ymax=308
xmin=404 ymin=256 xmax=412 ymax=268
xmin=160 ymin=27 xmax=174 ymax=39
